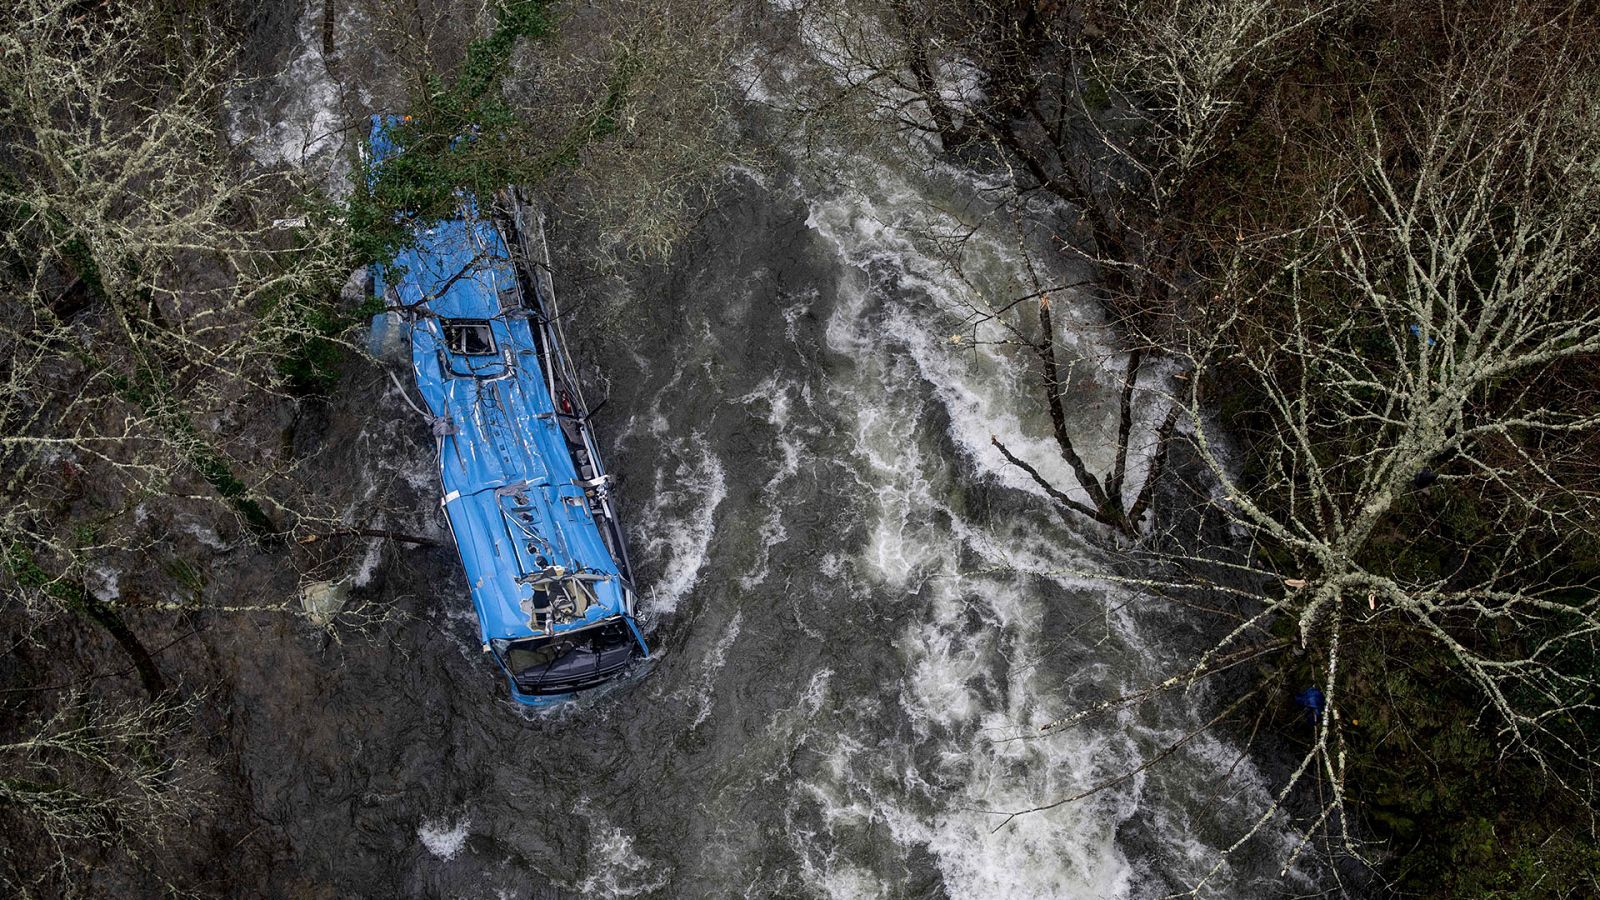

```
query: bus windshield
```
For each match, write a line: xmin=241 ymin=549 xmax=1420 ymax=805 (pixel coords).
xmin=502 ymin=619 xmax=637 ymax=693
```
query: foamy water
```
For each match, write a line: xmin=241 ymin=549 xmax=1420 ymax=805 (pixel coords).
xmin=220 ymin=5 xmax=1308 ymax=897
xmin=228 ymin=3 xmax=362 ymax=190
xmin=635 ymin=433 xmax=728 ymax=619
xmin=744 ymin=28 xmax=1295 ymax=893
xmin=418 ymin=815 xmax=471 ymax=861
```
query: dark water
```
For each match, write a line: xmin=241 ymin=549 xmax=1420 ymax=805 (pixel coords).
xmin=216 ymin=4 xmax=1319 ymax=897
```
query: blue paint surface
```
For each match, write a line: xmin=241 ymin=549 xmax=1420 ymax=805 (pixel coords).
xmin=367 ymin=117 xmax=645 ymax=706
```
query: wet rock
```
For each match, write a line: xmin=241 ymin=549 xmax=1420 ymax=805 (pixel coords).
xmin=301 ymin=578 xmax=350 ymax=625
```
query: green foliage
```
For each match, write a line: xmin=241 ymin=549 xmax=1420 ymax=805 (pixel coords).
xmin=272 ymin=296 xmax=350 ymax=397
xmin=1482 ymin=833 xmax=1600 ymax=899
xmin=57 ymin=234 xmax=105 ymax=298
xmin=162 ymin=557 xmax=206 ymax=604
xmin=4 ymin=542 xmax=88 ymax=610
xmin=345 ymin=0 xmax=557 ymax=263
xmin=1081 ymin=76 xmax=1111 ymax=113
xmin=343 ymin=0 xmax=640 ymax=265
xmin=185 ymin=444 xmax=274 ymax=534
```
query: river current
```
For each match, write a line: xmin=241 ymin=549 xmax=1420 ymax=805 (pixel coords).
xmin=220 ymin=4 xmax=1313 ymax=897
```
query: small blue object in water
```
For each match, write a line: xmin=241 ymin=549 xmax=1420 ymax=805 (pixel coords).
xmin=1294 ymin=687 xmax=1325 ymax=725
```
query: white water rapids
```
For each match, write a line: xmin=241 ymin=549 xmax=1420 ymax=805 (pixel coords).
xmin=220 ymin=3 xmax=1318 ymax=897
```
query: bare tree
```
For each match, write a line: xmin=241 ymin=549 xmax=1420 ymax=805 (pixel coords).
xmin=0 ymin=6 xmax=526 ymax=895
xmin=0 ymin=694 xmax=205 ymax=890
xmin=519 ymin=0 xmax=752 ymax=260
xmin=1150 ymin=35 xmax=1600 ymax=876
xmin=785 ymin=0 xmax=1350 ymax=331
xmin=776 ymin=0 xmax=1600 ymax=889
xmin=980 ymin=16 xmax=1600 ymax=891
xmin=0 ymin=0 xmax=358 ymax=608
xmin=773 ymin=0 xmax=1354 ymax=542
xmin=0 ymin=4 xmax=376 ymax=885
xmin=344 ymin=0 xmax=750 ymax=263
xmin=975 ymin=292 xmax=1180 ymax=537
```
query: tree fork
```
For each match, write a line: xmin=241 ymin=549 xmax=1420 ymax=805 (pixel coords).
xmin=1035 ymin=295 xmax=1115 ymax=516
xmin=991 ymin=434 xmax=1107 ymax=525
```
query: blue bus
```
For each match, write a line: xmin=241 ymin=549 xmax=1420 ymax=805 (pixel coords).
xmin=367 ymin=118 xmax=648 ymax=706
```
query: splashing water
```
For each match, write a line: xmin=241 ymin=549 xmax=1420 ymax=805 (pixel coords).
xmin=206 ymin=6 xmax=1314 ymax=898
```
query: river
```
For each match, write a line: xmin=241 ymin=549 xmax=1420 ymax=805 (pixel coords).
xmin=218 ymin=3 xmax=1318 ymax=896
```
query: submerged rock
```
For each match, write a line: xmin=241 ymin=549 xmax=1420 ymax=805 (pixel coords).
xmin=300 ymin=578 xmax=349 ymax=626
